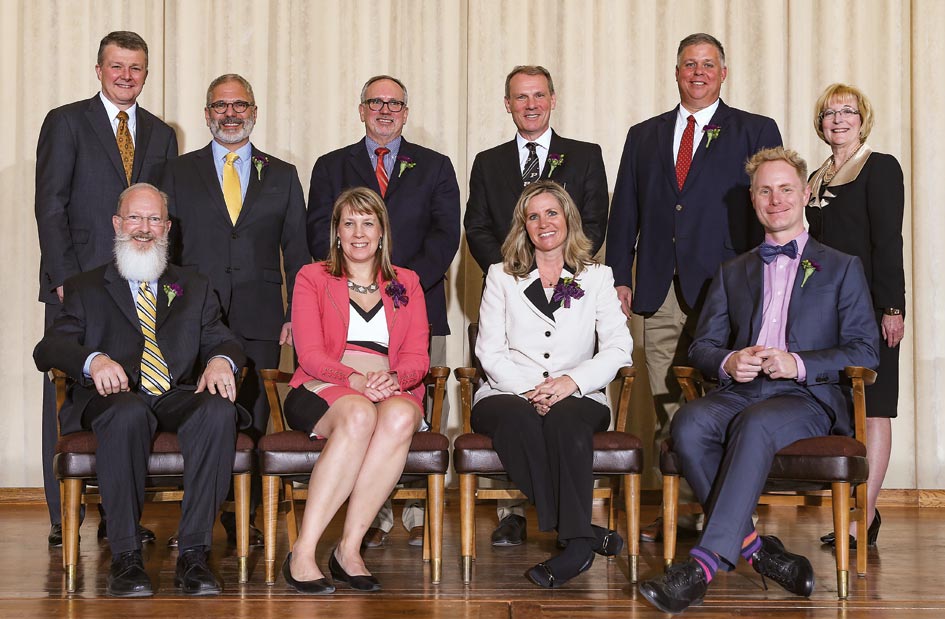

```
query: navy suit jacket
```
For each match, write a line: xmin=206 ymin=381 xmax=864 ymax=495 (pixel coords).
xmin=161 ymin=143 xmax=309 ymax=341
xmin=35 ymin=95 xmax=178 ymax=303
xmin=606 ymin=100 xmax=781 ymax=313
xmin=306 ymin=138 xmax=460 ymax=336
xmin=465 ymin=131 xmax=609 ymax=272
xmin=33 ymin=263 xmax=247 ymax=435
xmin=688 ymin=238 xmax=880 ymax=436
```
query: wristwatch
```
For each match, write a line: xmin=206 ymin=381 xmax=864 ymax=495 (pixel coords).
xmin=882 ymin=308 xmax=903 ymax=316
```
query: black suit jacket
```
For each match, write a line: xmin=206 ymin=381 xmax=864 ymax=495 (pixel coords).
xmin=464 ymin=130 xmax=609 ymax=272
xmin=161 ymin=143 xmax=309 ymax=341
xmin=689 ymin=238 xmax=879 ymax=436
xmin=306 ymin=138 xmax=460 ymax=336
xmin=35 ymin=94 xmax=179 ymax=303
xmin=33 ymin=263 xmax=247 ymax=435
xmin=606 ymin=100 xmax=782 ymax=313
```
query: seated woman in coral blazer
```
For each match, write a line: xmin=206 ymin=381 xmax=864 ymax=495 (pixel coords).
xmin=282 ymin=187 xmax=429 ymax=594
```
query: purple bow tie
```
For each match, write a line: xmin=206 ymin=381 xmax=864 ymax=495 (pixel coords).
xmin=758 ymin=240 xmax=798 ymax=264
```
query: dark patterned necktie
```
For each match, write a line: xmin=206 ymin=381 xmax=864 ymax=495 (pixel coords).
xmin=375 ymin=147 xmax=390 ymax=197
xmin=116 ymin=110 xmax=134 ymax=185
xmin=522 ymin=142 xmax=540 ymax=186
xmin=675 ymin=115 xmax=695 ymax=190
xmin=758 ymin=240 xmax=798 ymax=264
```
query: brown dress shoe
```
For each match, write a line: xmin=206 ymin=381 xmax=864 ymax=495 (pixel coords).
xmin=407 ymin=526 xmax=424 ymax=547
xmin=361 ymin=527 xmax=389 ymax=549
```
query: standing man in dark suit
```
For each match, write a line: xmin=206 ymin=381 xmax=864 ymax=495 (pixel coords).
xmin=35 ymin=30 xmax=178 ymax=546
xmin=465 ymin=65 xmax=609 ymax=273
xmin=605 ymin=33 xmax=782 ymax=539
xmin=306 ymin=74 xmax=460 ymax=547
xmin=161 ymin=74 xmax=309 ymax=543
xmin=639 ymin=147 xmax=879 ymax=614
xmin=34 ymin=183 xmax=247 ymax=597
xmin=464 ymin=65 xmax=610 ymax=546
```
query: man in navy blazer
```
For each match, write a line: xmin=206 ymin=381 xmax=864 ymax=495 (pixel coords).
xmin=465 ymin=65 xmax=609 ymax=273
xmin=306 ymin=74 xmax=460 ymax=547
xmin=34 ymin=31 xmax=178 ymax=545
xmin=161 ymin=74 xmax=309 ymax=543
xmin=639 ymin=148 xmax=879 ymax=614
xmin=605 ymin=33 xmax=782 ymax=538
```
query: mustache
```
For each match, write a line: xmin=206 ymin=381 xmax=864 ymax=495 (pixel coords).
xmin=220 ymin=115 xmax=244 ymax=125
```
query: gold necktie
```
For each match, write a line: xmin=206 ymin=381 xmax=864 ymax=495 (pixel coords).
xmin=116 ymin=110 xmax=134 ymax=185
xmin=223 ymin=152 xmax=242 ymax=225
xmin=136 ymin=283 xmax=171 ymax=395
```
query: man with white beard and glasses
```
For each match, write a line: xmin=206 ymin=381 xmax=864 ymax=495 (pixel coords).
xmin=34 ymin=183 xmax=248 ymax=597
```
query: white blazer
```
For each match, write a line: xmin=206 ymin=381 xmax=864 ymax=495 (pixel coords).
xmin=474 ymin=262 xmax=633 ymax=406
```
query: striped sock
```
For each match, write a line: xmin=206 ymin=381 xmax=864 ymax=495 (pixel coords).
xmin=741 ymin=530 xmax=762 ymax=564
xmin=689 ymin=546 xmax=720 ymax=583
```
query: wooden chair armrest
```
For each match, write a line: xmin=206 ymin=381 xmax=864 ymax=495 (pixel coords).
xmin=426 ymin=366 xmax=450 ymax=434
xmin=672 ymin=365 xmax=707 ymax=402
xmin=260 ymin=369 xmax=294 ymax=433
xmin=613 ymin=366 xmax=636 ymax=432
xmin=845 ymin=366 xmax=877 ymax=386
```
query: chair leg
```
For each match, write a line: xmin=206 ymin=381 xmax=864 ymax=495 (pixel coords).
xmin=284 ymin=481 xmax=299 ymax=548
xmin=623 ymin=473 xmax=641 ymax=583
xmin=663 ymin=474 xmax=679 ymax=568
xmin=855 ymin=482 xmax=868 ymax=577
xmin=832 ymin=481 xmax=852 ymax=599
xmin=459 ymin=473 xmax=475 ymax=584
xmin=422 ymin=490 xmax=431 ymax=563
xmin=263 ymin=475 xmax=280 ymax=586
xmin=234 ymin=472 xmax=250 ymax=584
xmin=608 ymin=479 xmax=616 ymax=532
xmin=62 ymin=478 xmax=83 ymax=593
xmin=428 ymin=474 xmax=444 ymax=584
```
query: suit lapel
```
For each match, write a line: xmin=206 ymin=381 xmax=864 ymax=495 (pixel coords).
xmin=743 ymin=253 xmax=764 ymax=345
xmin=130 ymin=107 xmax=153 ymax=182
xmin=155 ymin=265 xmax=183 ymax=330
xmin=787 ymin=239 xmax=826 ymax=336
xmin=541 ymin=132 xmax=562 ymax=179
xmin=683 ymin=100 xmax=730 ymax=190
xmin=384 ymin=139 xmax=412 ymax=200
xmin=194 ymin=144 xmax=233 ymax=225
xmin=500 ymin=139 xmax=525 ymax=196
xmin=657 ymin=109 xmax=679 ymax=195
xmin=517 ymin=271 xmax=556 ymax=326
xmin=85 ymin=96 xmax=128 ymax=186
xmin=348 ymin=139 xmax=380 ymax=192
xmin=104 ymin=262 xmax=140 ymax=329
xmin=325 ymin=274 xmax=351 ymax=331
xmin=237 ymin=146 xmax=265 ymax=226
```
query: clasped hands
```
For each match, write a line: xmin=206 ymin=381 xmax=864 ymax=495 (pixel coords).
xmin=525 ymin=375 xmax=578 ymax=416
xmin=90 ymin=355 xmax=237 ymax=401
xmin=723 ymin=345 xmax=797 ymax=383
xmin=350 ymin=371 xmax=401 ymax=402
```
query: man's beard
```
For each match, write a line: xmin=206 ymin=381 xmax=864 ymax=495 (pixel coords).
xmin=209 ymin=114 xmax=255 ymax=145
xmin=114 ymin=231 xmax=169 ymax=283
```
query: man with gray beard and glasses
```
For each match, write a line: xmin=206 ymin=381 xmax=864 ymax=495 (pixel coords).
xmin=34 ymin=183 xmax=248 ymax=597
xmin=160 ymin=74 xmax=308 ymax=545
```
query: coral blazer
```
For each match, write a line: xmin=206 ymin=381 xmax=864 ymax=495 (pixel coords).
xmin=290 ymin=262 xmax=430 ymax=406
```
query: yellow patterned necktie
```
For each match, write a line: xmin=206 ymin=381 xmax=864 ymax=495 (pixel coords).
xmin=116 ymin=110 xmax=134 ymax=185
xmin=223 ymin=152 xmax=242 ymax=225
xmin=136 ymin=283 xmax=171 ymax=395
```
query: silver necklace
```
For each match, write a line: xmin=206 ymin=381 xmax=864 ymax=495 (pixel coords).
xmin=347 ymin=279 xmax=379 ymax=294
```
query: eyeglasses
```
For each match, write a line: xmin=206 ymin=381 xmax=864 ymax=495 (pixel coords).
xmin=119 ymin=215 xmax=166 ymax=226
xmin=207 ymin=100 xmax=254 ymax=114
xmin=362 ymin=98 xmax=406 ymax=113
xmin=820 ymin=107 xmax=860 ymax=121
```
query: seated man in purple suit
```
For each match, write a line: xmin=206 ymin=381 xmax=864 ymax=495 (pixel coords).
xmin=639 ymin=148 xmax=879 ymax=614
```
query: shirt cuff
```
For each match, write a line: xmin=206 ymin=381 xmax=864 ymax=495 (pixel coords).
xmin=791 ymin=353 xmax=807 ymax=382
xmin=209 ymin=355 xmax=238 ymax=374
xmin=718 ymin=352 xmax=735 ymax=380
xmin=83 ymin=352 xmax=108 ymax=378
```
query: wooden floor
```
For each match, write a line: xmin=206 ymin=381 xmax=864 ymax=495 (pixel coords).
xmin=1 ymin=497 xmax=944 ymax=617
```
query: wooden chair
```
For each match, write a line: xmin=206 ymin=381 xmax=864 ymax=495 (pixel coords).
xmin=51 ymin=370 xmax=255 ymax=593
xmin=660 ymin=365 xmax=876 ymax=599
xmin=258 ymin=364 xmax=450 ymax=585
xmin=452 ymin=323 xmax=642 ymax=584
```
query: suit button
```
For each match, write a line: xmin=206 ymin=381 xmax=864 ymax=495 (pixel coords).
xmin=231 ymin=232 xmax=239 ymax=239
xmin=225 ymin=267 xmax=232 ymax=274
xmin=676 ymin=204 xmax=683 ymax=211
xmin=542 ymin=371 xmax=549 ymax=378
xmin=545 ymin=331 xmax=551 ymax=337
xmin=543 ymin=353 xmax=550 ymax=359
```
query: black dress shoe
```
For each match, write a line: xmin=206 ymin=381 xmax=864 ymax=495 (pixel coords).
xmin=174 ymin=548 xmax=222 ymax=596
xmin=821 ymin=508 xmax=881 ymax=549
xmin=491 ymin=514 xmax=527 ymax=547
xmin=639 ymin=559 xmax=707 ymax=614
xmin=329 ymin=550 xmax=381 ymax=592
xmin=282 ymin=552 xmax=335 ymax=594
xmin=48 ymin=524 xmax=63 ymax=548
xmin=591 ymin=525 xmax=624 ymax=557
xmin=106 ymin=550 xmax=153 ymax=597
xmin=222 ymin=520 xmax=265 ymax=547
xmin=97 ymin=521 xmax=156 ymax=544
xmin=525 ymin=552 xmax=594 ymax=589
xmin=751 ymin=535 xmax=815 ymax=597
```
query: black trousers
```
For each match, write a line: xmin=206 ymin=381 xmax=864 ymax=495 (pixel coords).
xmin=41 ymin=303 xmax=61 ymax=524
xmin=81 ymin=389 xmax=238 ymax=555
xmin=471 ymin=394 xmax=610 ymax=540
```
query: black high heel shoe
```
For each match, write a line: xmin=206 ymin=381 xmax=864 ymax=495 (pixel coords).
xmin=820 ymin=508 xmax=881 ymax=549
xmin=329 ymin=549 xmax=381 ymax=592
xmin=282 ymin=552 xmax=335 ymax=594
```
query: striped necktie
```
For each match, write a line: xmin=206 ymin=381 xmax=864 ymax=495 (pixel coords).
xmin=522 ymin=142 xmax=540 ymax=186
xmin=136 ymin=283 xmax=171 ymax=394
xmin=375 ymin=147 xmax=390 ymax=197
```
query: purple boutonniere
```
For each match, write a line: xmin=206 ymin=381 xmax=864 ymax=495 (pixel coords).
xmin=551 ymin=277 xmax=585 ymax=309
xmin=385 ymin=278 xmax=409 ymax=308
xmin=396 ymin=155 xmax=416 ymax=178
xmin=800 ymin=259 xmax=821 ymax=288
xmin=547 ymin=153 xmax=565 ymax=177
xmin=163 ymin=283 xmax=183 ymax=306
xmin=703 ymin=124 xmax=722 ymax=149
xmin=251 ymin=154 xmax=270 ymax=181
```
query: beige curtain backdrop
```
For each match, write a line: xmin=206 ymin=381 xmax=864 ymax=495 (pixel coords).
xmin=2 ymin=0 xmax=940 ymax=493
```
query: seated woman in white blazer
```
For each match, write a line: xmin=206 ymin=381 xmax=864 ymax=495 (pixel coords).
xmin=472 ymin=180 xmax=633 ymax=589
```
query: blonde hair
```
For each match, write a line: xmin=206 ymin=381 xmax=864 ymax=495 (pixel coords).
xmin=745 ymin=146 xmax=808 ymax=187
xmin=325 ymin=187 xmax=396 ymax=281
xmin=814 ymin=83 xmax=874 ymax=144
xmin=501 ymin=181 xmax=594 ymax=279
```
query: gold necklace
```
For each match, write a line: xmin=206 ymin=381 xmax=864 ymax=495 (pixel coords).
xmin=824 ymin=143 xmax=864 ymax=184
